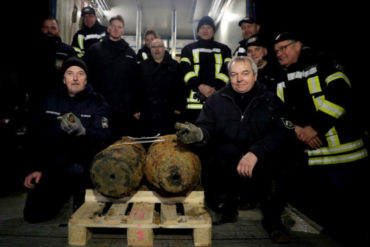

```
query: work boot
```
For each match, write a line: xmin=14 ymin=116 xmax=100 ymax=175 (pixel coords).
xmin=262 ymin=218 xmax=290 ymax=244
xmin=213 ymin=211 xmax=238 ymax=225
xmin=212 ymin=201 xmax=238 ymax=225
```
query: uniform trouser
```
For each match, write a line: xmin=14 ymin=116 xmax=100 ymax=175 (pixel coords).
xmin=23 ymin=165 xmax=86 ymax=223
xmin=202 ymin=157 xmax=288 ymax=223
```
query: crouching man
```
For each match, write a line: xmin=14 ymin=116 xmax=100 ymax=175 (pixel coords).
xmin=175 ymin=56 xmax=293 ymax=243
xmin=23 ymin=57 xmax=110 ymax=223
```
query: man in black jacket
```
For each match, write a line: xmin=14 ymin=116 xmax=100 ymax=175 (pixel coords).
xmin=134 ymin=38 xmax=186 ymax=136
xmin=71 ymin=6 xmax=107 ymax=57
xmin=23 ymin=57 xmax=110 ymax=223
xmin=176 ymin=56 xmax=292 ymax=243
xmin=84 ymin=15 xmax=138 ymax=141
xmin=28 ymin=18 xmax=77 ymax=105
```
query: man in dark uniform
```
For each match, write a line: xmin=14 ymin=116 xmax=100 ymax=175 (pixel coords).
xmin=135 ymin=38 xmax=186 ymax=136
xmin=28 ymin=18 xmax=76 ymax=105
xmin=71 ymin=6 xmax=107 ymax=57
xmin=180 ymin=16 xmax=231 ymax=122
xmin=245 ymin=34 xmax=283 ymax=92
xmin=233 ymin=16 xmax=260 ymax=56
xmin=274 ymin=32 xmax=369 ymax=245
xmin=176 ymin=56 xmax=293 ymax=243
xmin=84 ymin=15 xmax=138 ymax=141
xmin=23 ymin=57 xmax=110 ymax=223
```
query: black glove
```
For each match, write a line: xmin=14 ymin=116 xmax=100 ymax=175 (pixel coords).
xmin=58 ymin=112 xmax=86 ymax=136
xmin=175 ymin=122 xmax=203 ymax=144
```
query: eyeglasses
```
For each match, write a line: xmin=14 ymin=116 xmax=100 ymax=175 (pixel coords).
xmin=274 ymin=41 xmax=295 ymax=54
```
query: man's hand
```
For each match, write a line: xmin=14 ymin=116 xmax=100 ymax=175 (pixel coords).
xmin=58 ymin=112 xmax=86 ymax=136
xmin=198 ymin=84 xmax=216 ymax=98
xmin=295 ymin=125 xmax=323 ymax=149
xmin=175 ymin=122 xmax=203 ymax=144
xmin=24 ymin=171 xmax=42 ymax=189
xmin=237 ymin=152 xmax=258 ymax=178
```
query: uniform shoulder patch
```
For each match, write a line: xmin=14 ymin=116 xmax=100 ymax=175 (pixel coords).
xmin=281 ymin=117 xmax=295 ymax=129
xmin=102 ymin=117 xmax=109 ymax=128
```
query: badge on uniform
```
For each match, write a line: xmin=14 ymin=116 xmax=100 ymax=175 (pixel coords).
xmin=281 ymin=117 xmax=295 ymax=129
xmin=102 ymin=117 xmax=109 ymax=128
xmin=55 ymin=59 xmax=63 ymax=69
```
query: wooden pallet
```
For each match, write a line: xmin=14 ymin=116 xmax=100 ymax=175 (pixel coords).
xmin=68 ymin=188 xmax=212 ymax=246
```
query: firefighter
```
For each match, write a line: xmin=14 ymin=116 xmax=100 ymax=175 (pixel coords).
xmin=274 ymin=32 xmax=369 ymax=244
xmin=180 ymin=16 xmax=231 ymax=122
xmin=71 ymin=6 xmax=107 ymax=57
xmin=233 ymin=16 xmax=260 ymax=57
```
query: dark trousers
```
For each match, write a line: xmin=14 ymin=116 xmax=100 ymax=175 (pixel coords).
xmin=202 ymin=157 xmax=288 ymax=223
xmin=23 ymin=165 xmax=86 ymax=223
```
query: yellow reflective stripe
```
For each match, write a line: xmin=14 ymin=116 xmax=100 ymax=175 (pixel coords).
xmin=187 ymin=91 xmax=199 ymax=103
xmin=318 ymin=99 xmax=346 ymax=118
xmin=184 ymin=71 xmax=197 ymax=83
xmin=194 ymin=64 xmax=200 ymax=76
xmin=308 ymin=138 xmax=365 ymax=156
xmin=307 ymin=76 xmax=321 ymax=94
xmin=187 ymin=104 xmax=203 ymax=110
xmin=325 ymin=72 xmax=351 ymax=87
xmin=216 ymin=73 xmax=229 ymax=83
xmin=142 ymin=52 xmax=148 ymax=60
xmin=186 ymin=91 xmax=203 ymax=110
xmin=193 ymin=50 xmax=200 ymax=63
xmin=214 ymin=54 xmax=229 ymax=83
xmin=215 ymin=54 xmax=222 ymax=76
xmin=308 ymin=148 xmax=368 ymax=166
xmin=325 ymin=127 xmax=340 ymax=147
xmin=77 ymin=34 xmax=85 ymax=50
xmin=180 ymin=57 xmax=191 ymax=65
xmin=276 ymin=82 xmax=285 ymax=102
xmin=73 ymin=46 xmax=81 ymax=53
xmin=312 ymin=95 xmax=325 ymax=111
xmin=224 ymin=57 xmax=232 ymax=63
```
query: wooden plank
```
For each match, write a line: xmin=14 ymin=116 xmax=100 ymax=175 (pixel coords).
xmin=160 ymin=204 xmax=178 ymax=225
xmin=69 ymin=202 xmax=105 ymax=224
xmin=104 ymin=203 xmax=129 ymax=225
xmin=128 ymin=202 xmax=155 ymax=225
xmin=127 ymin=228 xmax=153 ymax=247
xmin=68 ymin=224 xmax=92 ymax=246
xmin=85 ymin=189 xmax=205 ymax=205
xmin=193 ymin=227 xmax=212 ymax=247
xmin=184 ymin=204 xmax=212 ymax=227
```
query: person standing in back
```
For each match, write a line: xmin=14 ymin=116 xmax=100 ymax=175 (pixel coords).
xmin=134 ymin=38 xmax=186 ymax=137
xmin=71 ymin=6 xmax=107 ymax=58
xmin=180 ymin=16 xmax=231 ymax=123
xmin=84 ymin=15 xmax=138 ymax=141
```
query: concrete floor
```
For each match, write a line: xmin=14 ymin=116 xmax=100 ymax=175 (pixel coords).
xmin=0 ymin=188 xmax=344 ymax=247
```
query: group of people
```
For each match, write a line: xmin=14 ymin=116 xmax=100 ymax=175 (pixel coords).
xmin=22 ymin=5 xmax=368 ymax=246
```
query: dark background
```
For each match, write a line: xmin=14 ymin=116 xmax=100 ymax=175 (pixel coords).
xmin=254 ymin=0 xmax=368 ymax=102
